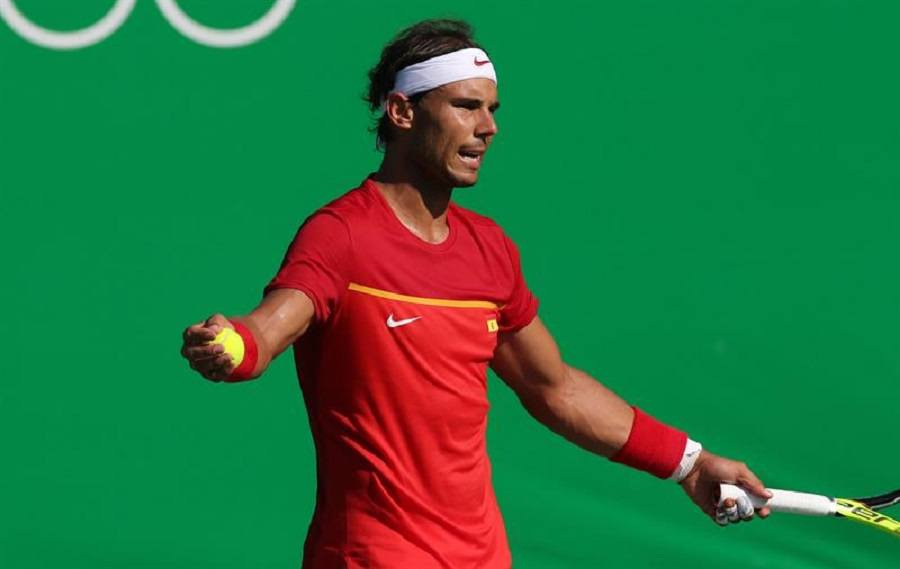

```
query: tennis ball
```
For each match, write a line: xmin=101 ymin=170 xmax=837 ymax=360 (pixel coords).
xmin=209 ymin=327 xmax=245 ymax=367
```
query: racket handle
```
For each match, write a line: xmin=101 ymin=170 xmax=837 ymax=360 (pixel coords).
xmin=719 ymin=484 xmax=836 ymax=516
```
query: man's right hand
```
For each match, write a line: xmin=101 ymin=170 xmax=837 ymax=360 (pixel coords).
xmin=180 ymin=289 xmax=317 ymax=383
xmin=180 ymin=313 xmax=236 ymax=382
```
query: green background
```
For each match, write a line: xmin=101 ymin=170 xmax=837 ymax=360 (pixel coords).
xmin=2 ymin=1 xmax=898 ymax=567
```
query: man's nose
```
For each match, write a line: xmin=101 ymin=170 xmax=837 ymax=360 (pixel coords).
xmin=476 ymin=109 xmax=498 ymax=139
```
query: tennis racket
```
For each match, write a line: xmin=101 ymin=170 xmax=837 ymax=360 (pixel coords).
xmin=720 ymin=484 xmax=900 ymax=538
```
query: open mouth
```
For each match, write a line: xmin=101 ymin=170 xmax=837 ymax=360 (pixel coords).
xmin=458 ymin=149 xmax=484 ymax=168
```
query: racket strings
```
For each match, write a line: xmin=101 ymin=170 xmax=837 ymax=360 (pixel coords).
xmin=854 ymin=489 xmax=900 ymax=511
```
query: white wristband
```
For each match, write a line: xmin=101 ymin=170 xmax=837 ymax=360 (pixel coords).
xmin=669 ymin=438 xmax=703 ymax=483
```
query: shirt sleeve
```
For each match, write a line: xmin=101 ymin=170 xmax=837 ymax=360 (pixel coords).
xmin=498 ymin=234 xmax=539 ymax=333
xmin=263 ymin=210 xmax=352 ymax=323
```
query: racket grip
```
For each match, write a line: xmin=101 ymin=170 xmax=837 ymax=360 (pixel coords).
xmin=719 ymin=484 xmax=836 ymax=516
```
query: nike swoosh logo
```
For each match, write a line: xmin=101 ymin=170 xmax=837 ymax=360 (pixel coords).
xmin=474 ymin=57 xmax=491 ymax=66
xmin=386 ymin=314 xmax=422 ymax=328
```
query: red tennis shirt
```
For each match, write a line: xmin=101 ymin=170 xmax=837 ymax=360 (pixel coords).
xmin=264 ymin=177 xmax=539 ymax=569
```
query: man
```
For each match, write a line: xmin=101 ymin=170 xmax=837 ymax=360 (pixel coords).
xmin=181 ymin=19 xmax=771 ymax=569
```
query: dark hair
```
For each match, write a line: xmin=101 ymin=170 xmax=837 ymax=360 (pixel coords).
xmin=366 ymin=19 xmax=483 ymax=151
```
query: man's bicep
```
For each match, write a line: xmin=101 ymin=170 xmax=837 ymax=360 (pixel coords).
xmin=490 ymin=316 xmax=567 ymax=398
xmin=245 ymin=288 xmax=316 ymax=359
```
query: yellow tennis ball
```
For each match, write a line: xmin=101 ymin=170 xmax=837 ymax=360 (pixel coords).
xmin=209 ymin=327 xmax=245 ymax=367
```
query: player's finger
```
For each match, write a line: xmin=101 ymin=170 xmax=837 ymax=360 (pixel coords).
xmin=205 ymin=314 xmax=230 ymax=333
xmin=713 ymin=503 xmax=731 ymax=526
xmin=183 ymin=343 xmax=221 ymax=360
xmin=183 ymin=343 xmax=224 ymax=361
xmin=182 ymin=321 xmax=202 ymax=340
xmin=193 ymin=353 xmax=232 ymax=376
xmin=737 ymin=496 xmax=754 ymax=520
xmin=724 ymin=501 xmax=739 ymax=522
xmin=183 ymin=323 xmax=216 ymax=345
xmin=206 ymin=353 xmax=234 ymax=370
xmin=207 ymin=359 xmax=234 ymax=381
xmin=207 ymin=369 xmax=227 ymax=381
xmin=203 ymin=370 xmax=223 ymax=382
xmin=737 ymin=466 xmax=773 ymax=500
xmin=758 ymin=506 xmax=771 ymax=518
xmin=202 ymin=368 xmax=227 ymax=382
xmin=716 ymin=497 xmax=737 ymax=524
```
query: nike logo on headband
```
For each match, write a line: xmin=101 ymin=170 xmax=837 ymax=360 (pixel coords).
xmin=474 ymin=57 xmax=491 ymax=66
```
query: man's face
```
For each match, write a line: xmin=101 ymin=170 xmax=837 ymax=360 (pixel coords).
xmin=408 ymin=78 xmax=499 ymax=188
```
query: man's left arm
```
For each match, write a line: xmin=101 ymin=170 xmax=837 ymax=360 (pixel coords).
xmin=490 ymin=316 xmax=772 ymax=525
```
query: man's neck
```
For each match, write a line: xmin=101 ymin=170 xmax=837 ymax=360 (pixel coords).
xmin=371 ymin=154 xmax=453 ymax=245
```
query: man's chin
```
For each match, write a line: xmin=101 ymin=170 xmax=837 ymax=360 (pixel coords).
xmin=447 ymin=169 xmax=479 ymax=189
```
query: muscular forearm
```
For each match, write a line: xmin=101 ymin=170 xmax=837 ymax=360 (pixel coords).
xmin=516 ymin=365 xmax=635 ymax=458
xmin=230 ymin=291 xmax=313 ymax=379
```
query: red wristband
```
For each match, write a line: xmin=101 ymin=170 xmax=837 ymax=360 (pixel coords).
xmin=225 ymin=321 xmax=259 ymax=382
xmin=610 ymin=407 xmax=687 ymax=479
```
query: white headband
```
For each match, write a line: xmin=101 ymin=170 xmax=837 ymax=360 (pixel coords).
xmin=388 ymin=47 xmax=497 ymax=102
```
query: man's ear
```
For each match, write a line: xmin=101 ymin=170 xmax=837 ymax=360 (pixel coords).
xmin=384 ymin=92 xmax=415 ymax=132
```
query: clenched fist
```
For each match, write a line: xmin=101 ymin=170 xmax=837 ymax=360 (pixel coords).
xmin=180 ymin=313 xmax=236 ymax=382
xmin=680 ymin=450 xmax=773 ymax=525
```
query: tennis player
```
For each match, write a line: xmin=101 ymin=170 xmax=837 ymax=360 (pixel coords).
xmin=181 ymin=19 xmax=770 ymax=568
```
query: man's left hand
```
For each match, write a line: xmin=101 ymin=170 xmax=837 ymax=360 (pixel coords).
xmin=679 ymin=450 xmax=772 ymax=525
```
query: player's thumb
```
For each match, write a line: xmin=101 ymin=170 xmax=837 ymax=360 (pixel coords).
xmin=205 ymin=313 xmax=233 ymax=333
xmin=738 ymin=467 xmax=773 ymax=499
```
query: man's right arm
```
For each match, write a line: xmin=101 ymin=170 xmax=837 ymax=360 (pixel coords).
xmin=180 ymin=288 xmax=315 ymax=382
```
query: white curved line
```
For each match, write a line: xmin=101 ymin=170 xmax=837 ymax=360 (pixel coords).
xmin=155 ymin=0 xmax=295 ymax=48
xmin=0 ymin=0 xmax=135 ymax=50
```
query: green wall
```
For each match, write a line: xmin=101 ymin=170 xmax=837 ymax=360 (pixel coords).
xmin=2 ymin=1 xmax=897 ymax=567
